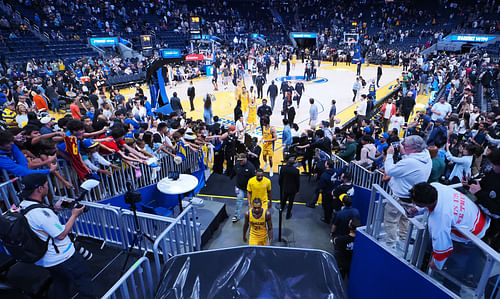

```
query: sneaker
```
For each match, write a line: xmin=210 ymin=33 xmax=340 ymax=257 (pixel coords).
xmin=263 ymin=162 xmax=269 ymax=170
xmin=269 ymin=169 xmax=273 ymax=177
xmin=232 ymin=216 xmax=239 ymax=223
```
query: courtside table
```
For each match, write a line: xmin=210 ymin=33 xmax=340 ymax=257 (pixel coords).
xmin=157 ymin=174 xmax=198 ymax=214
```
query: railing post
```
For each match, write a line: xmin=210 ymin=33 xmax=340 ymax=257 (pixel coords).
xmin=474 ymin=255 xmax=494 ymax=298
xmin=365 ymin=185 xmax=378 ymax=235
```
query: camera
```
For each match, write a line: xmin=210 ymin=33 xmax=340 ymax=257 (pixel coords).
xmin=392 ymin=142 xmax=402 ymax=163
xmin=124 ymin=182 xmax=142 ymax=205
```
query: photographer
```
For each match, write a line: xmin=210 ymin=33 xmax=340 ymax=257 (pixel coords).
xmin=19 ymin=173 xmax=95 ymax=299
xmin=383 ymin=135 xmax=432 ymax=248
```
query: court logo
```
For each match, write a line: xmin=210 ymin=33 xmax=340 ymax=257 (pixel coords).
xmin=275 ymin=76 xmax=328 ymax=84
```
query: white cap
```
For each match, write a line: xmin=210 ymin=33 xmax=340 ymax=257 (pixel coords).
xmin=40 ymin=116 xmax=52 ymax=124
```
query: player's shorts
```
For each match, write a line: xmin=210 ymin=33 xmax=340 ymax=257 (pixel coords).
xmin=262 ymin=144 xmax=274 ymax=157
xmin=249 ymin=237 xmax=268 ymax=246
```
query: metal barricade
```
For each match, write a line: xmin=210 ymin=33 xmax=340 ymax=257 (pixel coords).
xmin=428 ymin=226 xmax=500 ymax=299
xmin=58 ymin=202 xmax=127 ymax=249
xmin=101 ymin=257 xmax=154 ymax=299
xmin=330 ymin=153 xmax=348 ymax=169
xmin=152 ymin=205 xmax=201 ymax=281
xmin=0 ymin=178 xmax=19 ymax=212
xmin=51 ymin=148 xmax=204 ymax=202
xmin=365 ymin=184 xmax=428 ymax=268
xmin=120 ymin=209 xmax=176 ymax=252
xmin=347 ymin=162 xmax=376 ymax=190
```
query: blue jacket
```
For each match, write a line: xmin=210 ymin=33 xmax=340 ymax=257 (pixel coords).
xmin=427 ymin=125 xmax=447 ymax=146
xmin=282 ymin=125 xmax=292 ymax=145
xmin=0 ymin=144 xmax=51 ymax=177
xmin=318 ymin=168 xmax=336 ymax=194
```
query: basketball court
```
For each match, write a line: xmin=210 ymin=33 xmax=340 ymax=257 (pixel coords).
xmin=127 ymin=61 xmax=402 ymax=169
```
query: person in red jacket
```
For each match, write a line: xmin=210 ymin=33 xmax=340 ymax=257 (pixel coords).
xmin=380 ymin=98 xmax=396 ymax=132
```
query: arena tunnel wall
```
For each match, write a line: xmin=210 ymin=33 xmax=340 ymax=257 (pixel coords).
xmin=351 ymin=186 xmax=372 ymax=225
xmin=348 ymin=228 xmax=456 ymax=299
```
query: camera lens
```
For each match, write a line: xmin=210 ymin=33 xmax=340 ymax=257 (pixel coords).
xmin=79 ymin=246 xmax=93 ymax=261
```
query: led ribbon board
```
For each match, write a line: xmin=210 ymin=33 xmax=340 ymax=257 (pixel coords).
xmin=159 ymin=49 xmax=182 ymax=59
xmin=89 ymin=37 xmax=118 ymax=46
xmin=444 ymin=35 xmax=496 ymax=42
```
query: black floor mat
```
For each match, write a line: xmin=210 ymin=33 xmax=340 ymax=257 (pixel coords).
xmin=199 ymin=173 xmax=317 ymax=204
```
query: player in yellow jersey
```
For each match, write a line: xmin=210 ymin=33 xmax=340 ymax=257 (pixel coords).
xmin=239 ymin=86 xmax=249 ymax=115
xmin=247 ymin=97 xmax=257 ymax=135
xmin=261 ymin=117 xmax=277 ymax=176
xmin=243 ymin=198 xmax=273 ymax=246
xmin=235 ymin=79 xmax=242 ymax=101
xmin=247 ymin=169 xmax=272 ymax=209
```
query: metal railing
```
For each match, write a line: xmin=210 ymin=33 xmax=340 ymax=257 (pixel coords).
xmin=58 ymin=202 xmax=127 ymax=250
xmin=347 ymin=162 xmax=385 ymax=191
xmin=120 ymin=209 xmax=177 ymax=253
xmin=330 ymin=153 xmax=348 ymax=169
xmin=101 ymin=257 xmax=154 ymax=299
xmin=30 ymin=147 xmax=204 ymax=205
xmin=365 ymin=184 xmax=428 ymax=268
xmin=152 ymin=205 xmax=201 ymax=281
xmin=429 ymin=226 xmax=500 ymax=299
xmin=366 ymin=184 xmax=500 ymax=298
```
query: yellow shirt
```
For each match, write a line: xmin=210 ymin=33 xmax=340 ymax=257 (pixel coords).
xmin=247 ymin=176 xmax=271 ymax=207
xmin=249 ymin=207 xmax=268 ymax=245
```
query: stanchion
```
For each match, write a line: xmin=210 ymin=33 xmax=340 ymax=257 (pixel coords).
xmin=273 ymin=198 xmax=287 ymax=247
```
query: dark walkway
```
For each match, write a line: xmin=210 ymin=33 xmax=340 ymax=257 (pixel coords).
xmin=199 ymin=195 xmax=333 ymax=254
xmin=199 ymin=173 xmax=318 ymax=204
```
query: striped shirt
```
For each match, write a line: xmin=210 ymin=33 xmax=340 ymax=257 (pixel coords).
xmin=2 ymin=108 xmax=17 ymax=127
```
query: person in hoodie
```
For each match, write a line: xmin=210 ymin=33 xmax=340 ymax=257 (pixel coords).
xmin=354 ymin=135 xmax=377 ymax=169
xmin=383 ymin=135 xmax=432 ymax=248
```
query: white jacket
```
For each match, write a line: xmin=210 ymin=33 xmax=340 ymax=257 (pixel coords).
xmin=428 ymin=183 xmax=490 ymax=270
xmin=385 ymin=149 xmax=432 ymax=198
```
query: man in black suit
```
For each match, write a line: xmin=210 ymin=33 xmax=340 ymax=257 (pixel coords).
xmin=376 ymin=64 xmax=383 ymax=87
xmin=279 ymin=157 xmax=301 ymax=219
xmin=286 ymin=59 xmax=291 ymax=76
xmin=187 ymin=81 xmax=195 ymax=111
xmin=255 ymin=73 xmax=266 ymax=99
xmin=257 ymin=99 xmax=273 ymax=128
xmin=266 ymin=80 xmax=278 ymax=110
xmin=295 ymin=81 xmax=305 ymax=108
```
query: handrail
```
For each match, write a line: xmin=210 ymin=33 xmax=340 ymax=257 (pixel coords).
xmin=101 ymin=257 xmax=154 ymax=299
xmin=453 ymin=226 xmax=500 ymax=263
xmin=372 ymin=184 xmax=425 ymax=230
xmin=152 ymin=205 xmax=201 ymax=281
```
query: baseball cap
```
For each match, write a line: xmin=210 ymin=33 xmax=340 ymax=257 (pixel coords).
xmin=380 ymin=133 xmax=389 ymax=139
xmin=339 ymin=194 xmax=352 ymax=204
xmin=20 ymin=173 xmax=48 ymax=198
xmin=363 ymin=126 xmax=371 ymax=134
xmin=236 ymin=153 xmax=247 ymax=161
xmin=40 ymin=116 xmax=53 ymax=124
xmin=82 ymin=139 xmax=99 ymax=149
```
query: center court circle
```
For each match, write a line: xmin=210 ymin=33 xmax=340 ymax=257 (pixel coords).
xmin=274 ymin=75 xmax=328 ymax=84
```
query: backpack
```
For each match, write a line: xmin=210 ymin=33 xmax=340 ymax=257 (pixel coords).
xmin=0 ymin=203 xmax=58 ymax=263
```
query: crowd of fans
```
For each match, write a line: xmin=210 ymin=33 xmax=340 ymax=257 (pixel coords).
xmin=0 ymin=1 xmax=499 ymax=295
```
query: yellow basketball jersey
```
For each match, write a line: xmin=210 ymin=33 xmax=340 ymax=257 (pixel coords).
xmin=249 ymin=208 xmax=268 ymax=245
xmin=263 ymin=126 xmax=272 ymax=141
